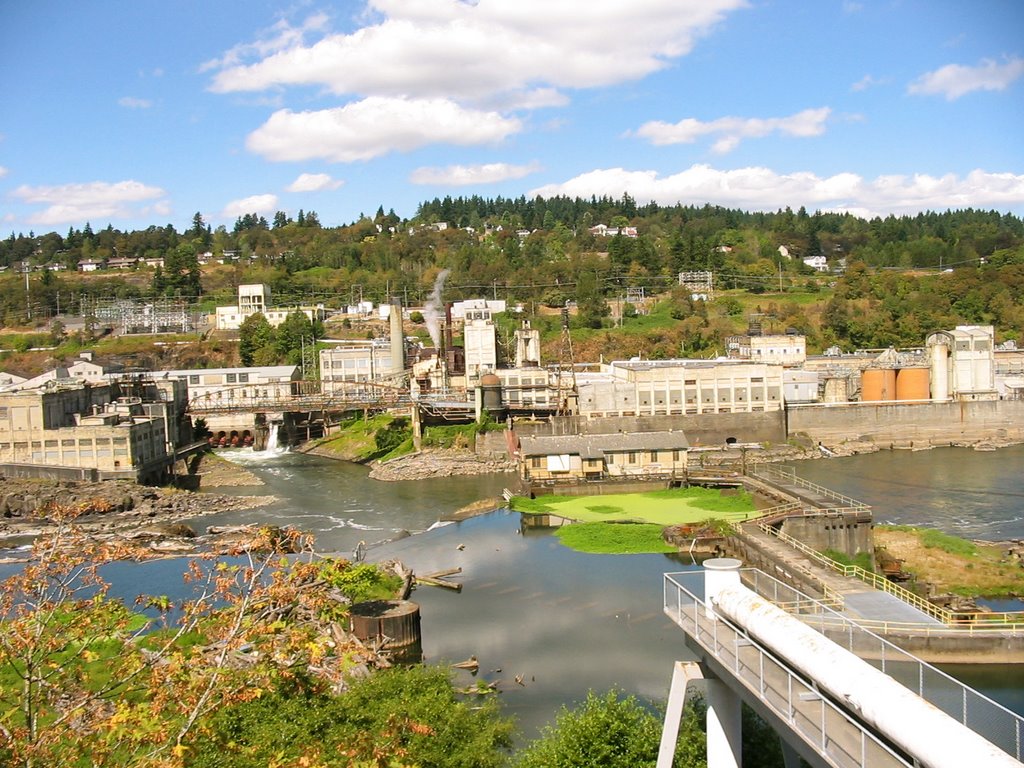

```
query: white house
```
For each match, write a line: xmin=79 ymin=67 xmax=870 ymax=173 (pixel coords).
xmin=803 ymin=255 xmax=828 ymax=272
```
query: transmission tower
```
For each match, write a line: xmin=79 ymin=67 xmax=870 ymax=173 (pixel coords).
xmin=554 ymin=302 xmax=577 ymax=415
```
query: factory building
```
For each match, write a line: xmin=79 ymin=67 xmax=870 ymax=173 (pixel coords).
xmin=0 ymin=378 xmax=188 ymax=483
xmin=576 ymin=359 xmax=785 ymax=418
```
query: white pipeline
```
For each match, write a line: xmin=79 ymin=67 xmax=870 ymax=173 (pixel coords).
xmin=712 ymin=585 xmax=1020 ymax=768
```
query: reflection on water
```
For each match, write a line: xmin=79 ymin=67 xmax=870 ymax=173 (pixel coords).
xmin=2 ymin=446 xmax=1023 ymax=739
xmin=196 ymin=452 xmax=513 ymax=556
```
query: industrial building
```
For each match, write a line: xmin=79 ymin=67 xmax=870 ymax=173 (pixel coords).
xmin=926 ymin=325 xmax=997 ymax=401
xmin=320 ymin=340 xmax=403 ymax=389
xmin=0 ymin=377 xmax=188 ymax=483
xmin=726 ymin=333 xmax=807 ymax=366
xmin=215 ymin=284 xmax=326 ymax=331
xmin=575 ymin=359 xmax=785 ymax=418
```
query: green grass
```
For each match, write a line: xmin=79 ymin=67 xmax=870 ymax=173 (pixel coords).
xmin=555 ymin=522 xmax=676 ymax=554
xmin=511 ymin=486 xmax=757 ymax=526
xmin=822 ymin=548 xmax=874 ymax=573
xmin=883 ymin=525 xmax=979 ymax=558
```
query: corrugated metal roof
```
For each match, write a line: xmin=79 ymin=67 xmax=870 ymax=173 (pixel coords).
xmin=519 ymin=431 xmax=689 ymax=457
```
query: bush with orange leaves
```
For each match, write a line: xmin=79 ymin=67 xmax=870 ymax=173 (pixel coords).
xmin=0 ymin=504 xmax=390 ymax=768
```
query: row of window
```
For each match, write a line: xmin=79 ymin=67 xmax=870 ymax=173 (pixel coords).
xmin=529 ymin=450 xmax=683 ymax=469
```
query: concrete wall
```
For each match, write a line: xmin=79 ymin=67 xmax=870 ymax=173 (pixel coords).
xmin=514 ymin=411 xmax=787 ymax=446
xmin=0 ymin=462 xmax=99 ymax=482
xmin=780 ymin=514 xmax=874 ymax=557
xmin=788 ymin=400 xmax=1024 ymax=446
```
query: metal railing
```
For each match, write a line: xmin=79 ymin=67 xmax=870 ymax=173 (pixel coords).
xmin=749 ymin=464 xmax=870 ymax=512
xmin=758 ymin=523 xmax=1024 ymax=631
xmin=665 ymin=570 xmax=1024 ymax=763
xmin=663 ymin=572 xmax=912 ymax=767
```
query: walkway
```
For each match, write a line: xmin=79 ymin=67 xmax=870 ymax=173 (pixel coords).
xmin=662 ymin=568 xmax=1024 ymax=767
xmin=736 ymin=520 xmax=943 ymax=626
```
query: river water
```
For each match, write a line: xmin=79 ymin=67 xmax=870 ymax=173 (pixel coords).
xmin=4 ymin=445 xmax=1023 ymax=740
xmin=180 ymin=444 xmax=1024 ymax=737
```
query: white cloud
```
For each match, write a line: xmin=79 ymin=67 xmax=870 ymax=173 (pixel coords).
xmin=12 ymin=180 xmax=167 ymax=226
xmin=909 ymin=56 xmax=1024 ymax=100
xmin=246 ymin=97 xmax=521 ymax=162
xmin=851 ymin=74 xmax=886 ymax=92
xmin=207 ymin=1 xmax=747 ymax=102
xmin=631 ymin=108 xmax=830 ymax=153
xmin=221 ymin=194 xmax=279 ymax=219
xmin=118 ymin=96 xmax=153 ymax=109
xmin=200 ymin=13 xmax=330 ymax=73
xmin=286 ymin=173 xmax=344 ymax=193
xmin=0 ymin=166 xmax=7 ymax=178
xmin=409 ymin=161 xmax=541 ymax=186
xmin=529 ymin=164 xmax=1024 ymax=218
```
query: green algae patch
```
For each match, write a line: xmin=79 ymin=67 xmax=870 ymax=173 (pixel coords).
xmin=555 ymin=522 xmax=677 ymax=554
xmin=511 ymin=486 xmax=756 ymax=526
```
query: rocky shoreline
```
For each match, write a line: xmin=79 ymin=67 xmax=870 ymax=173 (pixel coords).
xmin=0 ymin=451 xmax=277 ymax=559
xmin=368 ymin=449 xmax=517 ymax=481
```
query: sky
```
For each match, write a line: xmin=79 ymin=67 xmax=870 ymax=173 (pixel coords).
xmin=1 ymin=0 xmax=1023 ymax=235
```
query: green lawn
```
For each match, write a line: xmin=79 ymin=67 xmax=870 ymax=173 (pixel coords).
xmin=512 ymin=486 xmax=758 ymax=526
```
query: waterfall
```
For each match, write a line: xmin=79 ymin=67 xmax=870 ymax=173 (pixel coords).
xmin=266 ymin=422 xmax=280 ymax=453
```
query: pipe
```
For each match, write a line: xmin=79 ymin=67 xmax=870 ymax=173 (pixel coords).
xmin=712 ymin=585 xmax=1020 ymax=768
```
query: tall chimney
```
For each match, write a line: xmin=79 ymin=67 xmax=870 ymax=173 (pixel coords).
xmin=389 ymin=297 xmax=405 ymax=376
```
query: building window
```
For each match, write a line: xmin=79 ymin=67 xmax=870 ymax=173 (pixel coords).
xmin=189 ymin=375 xmax=200 ymax=385
xmin=238 ymin=373 xmax=249 ymax=383
xmin=672 ymin=450 xmax=680 ymax=462
xmin=0 ymin=407 xmax=7 ymax=420
xmin=530 ymin=457 xmax=542 ymax=469
xmin=628 ymin=452 xmax=637 ymax=464
xmin=226 ymin=373 xmax=237 ymax=383
xmin=649 ymin=451 xmax=658 ymax=462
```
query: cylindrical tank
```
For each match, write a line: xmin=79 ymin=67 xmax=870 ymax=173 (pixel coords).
xmin=349 ymin=599 xmax=421 ymax=649
xmin=861 ymin=368 xmax=896 ymax=402
xmin=480 ymin=372 xmax=503 ymax=412
xmin=931 ymin=342 xmax=949 ymax=400
xmin=896 ymin=367 xmax=930 ymax=401
xmin=822 ymin=377 xmax=849 ymax=404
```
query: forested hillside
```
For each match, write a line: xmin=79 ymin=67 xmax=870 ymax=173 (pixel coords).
xmin=2 ymin=198 xmax=1023 ymax=360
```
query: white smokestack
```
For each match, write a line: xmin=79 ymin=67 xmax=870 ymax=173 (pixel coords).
xmin=424 ymin=269 xmax=450 ymax=347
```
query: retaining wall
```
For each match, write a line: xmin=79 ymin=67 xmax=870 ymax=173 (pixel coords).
xmin=788 ymin=400 xmax=1024 ymax=446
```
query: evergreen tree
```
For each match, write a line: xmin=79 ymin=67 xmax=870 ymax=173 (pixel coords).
xmin=238 ymin=313 xmax=275 ymax=366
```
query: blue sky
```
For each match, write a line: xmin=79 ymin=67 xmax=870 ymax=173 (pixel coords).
xmin=1 ymin=0 xmax=1022 ymax=234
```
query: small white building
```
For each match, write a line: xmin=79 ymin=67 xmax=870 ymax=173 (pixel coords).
xmin=783 ymin=369 xmax=820 ymax=404
xmin=450 ymin=299 xmax=506 ymax=320
xmin=215 ymin=284 xmax=325 ymax=331
xmin=726 ymin=334 xmax=807 ymax=366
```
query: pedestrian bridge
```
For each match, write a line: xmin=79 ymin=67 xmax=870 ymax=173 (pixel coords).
xmin=659 ymin=563 xmax=1023 ymax=767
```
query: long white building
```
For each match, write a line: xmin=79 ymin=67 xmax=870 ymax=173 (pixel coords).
xmin=576 ymin=359 xmax=785 ymax=418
